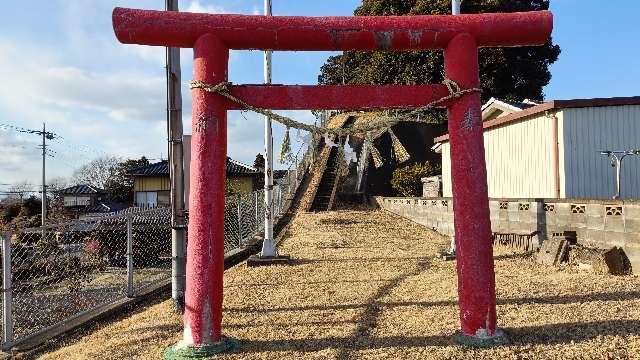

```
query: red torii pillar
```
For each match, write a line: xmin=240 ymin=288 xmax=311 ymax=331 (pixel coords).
xmin=112 ymin=8 xmax=552 ymax=356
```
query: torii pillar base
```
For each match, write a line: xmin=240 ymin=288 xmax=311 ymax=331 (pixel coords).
xmin=453 ymin=330 xmax=509 ymax=348
xmin=163 ymin=337 xmax=239 ymax=360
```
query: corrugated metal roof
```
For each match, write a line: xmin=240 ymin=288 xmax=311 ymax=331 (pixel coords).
xmin=59 ymin=184 xmax=103 ymax=194
xmin=129 ymin=158 xmax=258 ymax=177
xmin=436 ymin=95 xmax=640 ymax=143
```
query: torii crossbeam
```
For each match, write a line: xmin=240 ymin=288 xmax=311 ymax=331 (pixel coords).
xmin=113 ymin=7 xmax=552 ymax=356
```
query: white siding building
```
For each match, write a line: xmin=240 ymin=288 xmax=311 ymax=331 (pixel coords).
xmin=436 ymin=96 xmax=640 ymax=199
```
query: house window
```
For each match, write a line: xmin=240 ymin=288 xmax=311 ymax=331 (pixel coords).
xmin=63 ymin=196 xmax=91 ymax=207
xmin=136 ymin=192 xmax=158 ymax=207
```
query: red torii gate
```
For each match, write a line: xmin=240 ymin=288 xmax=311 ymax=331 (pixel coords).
xmin=113 ymin=7 xmax=552 ymax=355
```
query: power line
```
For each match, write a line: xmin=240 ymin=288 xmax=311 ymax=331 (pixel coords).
xmin=1 ymin=122 xmax=111 ymax=160
xmin=0 ymin=123 xmax=58 ymax=139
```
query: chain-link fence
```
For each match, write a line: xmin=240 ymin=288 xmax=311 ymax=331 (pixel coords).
xmin=0 ymin=207 xmax=169 ymax=347
xmin=0 ymin=139 xmax=316 ymax=350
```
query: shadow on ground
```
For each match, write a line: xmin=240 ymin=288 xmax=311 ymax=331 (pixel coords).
xmin=227 ymin=319 xmax=640 ymax=354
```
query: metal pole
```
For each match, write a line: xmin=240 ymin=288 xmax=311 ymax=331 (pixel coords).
xmin=614 ymin=155 xmax=622 ymax=199
xmin=2 ymin=232 xmax=13 ymax=350
xmin=261 ymin=0 xmax=277 ymax=257
xmin=452 ymin=0 xmax=462 ymax=15
xmin=126 ymin=213 xmax=134 ymax=297
xmin=600 ymin=151 xmax=639 ymax=199
xmin=165 ymin=0 xmax=187 ymax=313
xmin=254 ymin=191 xmax=259 ymax=232
xmin=278 ymin=185 xmax=283 ymax=216
xmin=41 ymin=123 xmax=46 ymax=226
xmin=447 ymin=0 xmax=461 ymax=256
xmin=236 ymin=194 xmax=243 ymax=247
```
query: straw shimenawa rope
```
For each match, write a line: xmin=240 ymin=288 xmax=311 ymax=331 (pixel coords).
xmin=188 ymin=79 xmax=481 ymax=138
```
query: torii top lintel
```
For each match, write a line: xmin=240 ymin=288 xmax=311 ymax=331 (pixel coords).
xmin=112 ymin=8 xmax=552 ymax=51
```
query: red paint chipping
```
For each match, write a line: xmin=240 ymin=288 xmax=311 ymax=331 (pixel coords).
xmin=226 ymin=84 xmax=452 ymax=110
xmin=112 ymin=7 xmax=552 ymax=50
xmin=445 ymin=33 xmax=496 ymax=336
xmin=111 ymin=6 xmax=553 ymax=345
xmin=183 ymin=33 xmax=228 ymax=344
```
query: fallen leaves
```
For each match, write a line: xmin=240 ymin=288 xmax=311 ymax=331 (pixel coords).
xmin=38 ymin=210 xmax=640 ymax=360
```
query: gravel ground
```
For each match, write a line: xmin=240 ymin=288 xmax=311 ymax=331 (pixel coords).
xmin=37 ymin=210 xmax=640 ymax=360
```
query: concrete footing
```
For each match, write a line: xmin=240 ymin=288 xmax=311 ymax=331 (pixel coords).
xmin=246 ymin=254 xmax=292 ymax=267
xmin=163 ymin=337 xmax=239 ymax=359
xmin=453 ymin=329 xmax=509 ymax=348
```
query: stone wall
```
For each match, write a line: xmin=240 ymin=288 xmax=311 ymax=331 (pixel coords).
xmin=374 ymin=196 xmax=640 ymax=274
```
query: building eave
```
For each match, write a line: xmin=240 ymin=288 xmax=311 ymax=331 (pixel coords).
xmin=434 ymin=95 xmax=640 ymax=143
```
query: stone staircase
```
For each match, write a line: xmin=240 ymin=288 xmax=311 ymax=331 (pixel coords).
xmin=310 ymin=146 xmax=341 ymax=211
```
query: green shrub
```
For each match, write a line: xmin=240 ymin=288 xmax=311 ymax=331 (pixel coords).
xmin=391 ymin=161 xmax=441 ymax=197
xmin=20 ymin=196 xmax=41 ymax=218
xmin=1 ymin=204 xmax=21 ymax=223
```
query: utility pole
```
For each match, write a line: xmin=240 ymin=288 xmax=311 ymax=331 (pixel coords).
xmin=166 ymin=0 xmax=186 ymax=312
xmin=2 ymin=124 xmax=55 ymax=224
xmin=41 ymin=123 xmax=47 ymax=226
xmin=261 ymin=0 xmax=277 ymax=257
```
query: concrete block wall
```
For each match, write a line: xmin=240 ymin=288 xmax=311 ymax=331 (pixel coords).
xmin=374 ymin=196 xmax=640 ymax=274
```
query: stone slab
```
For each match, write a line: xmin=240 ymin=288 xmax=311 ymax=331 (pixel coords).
xmin=537 ymin=238 xmax=566 ymax=266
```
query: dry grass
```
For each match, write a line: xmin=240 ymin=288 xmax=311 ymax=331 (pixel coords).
xmin=38 ymin=210 xmax=640 ymax=360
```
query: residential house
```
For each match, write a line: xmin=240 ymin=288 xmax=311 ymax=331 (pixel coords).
xmin=435 ymin=96 xmax=640 ymax=199
xmin=129 ymin=157 xmax=260 ymax=207
xmin=128 ymin=161 xmax=171 ymax=207
xmin=59 ymin=185 xmax=104 ymax=208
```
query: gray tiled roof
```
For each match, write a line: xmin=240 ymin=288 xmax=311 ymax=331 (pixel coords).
xmin=128 ymin=161 xmax=169 ymax=176
xmin=128 ymin=158 xmax=259 ymax=177
xmin=59 ymin=184 xmax=103 ymax=194
xmin=86 ymin=202 xmax=129 ymax=213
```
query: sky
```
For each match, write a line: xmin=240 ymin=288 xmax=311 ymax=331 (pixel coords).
xmin=1 ymin=0 xmax=639 ymax=191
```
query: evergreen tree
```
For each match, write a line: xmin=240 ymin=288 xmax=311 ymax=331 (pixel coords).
xmin=318 ymin=0 xmax=560 ymax=104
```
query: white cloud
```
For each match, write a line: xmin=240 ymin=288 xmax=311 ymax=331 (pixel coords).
xmin=0 ymin=0 xmax=321 ymax=187
xmin=0 ymin=41 xmax=165 ymax=126
xmin=185 ymin=0 xmax=229 ymax=14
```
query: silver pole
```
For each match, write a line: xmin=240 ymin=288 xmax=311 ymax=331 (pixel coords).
xmin=236 ymin=194 xmax=243 ymax=247
xmin=615 ymin=156 xmax=622 ymax=199
xmin=126 ymin=213 xmax=134 ymax=297
xmin=166 ymin=0 xmax=186 ymax=311
xmin=2 ymin=232 xmax=13 ymax=350
xmin=41 ymin=123 xmax=47 ymax=226
xmin=452 ymin=0 xmax=462 ymax=15
xmin=254 ymin=191 xmax=259 ymax=232
xmin=447 ymin=0 xmax=461 ymax=255
xmin=261 ymin=0 xmax=277 ymax=257
xmin=600 ymin=151 xmax=639 ymax=200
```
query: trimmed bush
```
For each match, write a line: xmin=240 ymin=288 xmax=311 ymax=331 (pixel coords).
xmin=391 ymin=161 xmax=441 ymax=197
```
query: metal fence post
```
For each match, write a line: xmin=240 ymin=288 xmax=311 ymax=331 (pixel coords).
xmin=254 ymin=191 xmax=259 ymax=233
xmin=236 ymin=194 xmax=243 ymax=247
xmin=126 ymin=213 xmax=134 ymax=297
xmin=273 ymin=186 xmax=279 ymax=218
xmin=2 ymin=232 xmax=14 ymax=350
